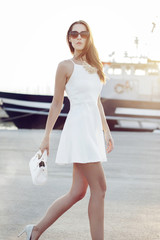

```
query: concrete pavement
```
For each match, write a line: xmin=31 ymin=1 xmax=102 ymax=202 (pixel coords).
xmin=0 ymin=130 xmax=160 ymax=240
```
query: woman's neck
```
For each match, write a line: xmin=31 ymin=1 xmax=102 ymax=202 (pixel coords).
xmin=73 ymin=55 xmax=86 ymax=62
xmin=73 ymin=50 xmax=86 ymax=61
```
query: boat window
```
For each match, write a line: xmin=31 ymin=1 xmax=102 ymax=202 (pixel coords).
xmin=135 ymin=69 xmax=145 ymax=75
xmin=107 ymin=68 xmax=122 ymax=75
xmin=108 ymin=68 xmax=114 ymax=75
xmin=113 ymin=68 xmax=122 ymax=75
xmin=148 ymin=69 xmax=159 ymax=75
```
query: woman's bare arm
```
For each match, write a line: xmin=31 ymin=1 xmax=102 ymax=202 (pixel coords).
xmin=40 ymin=60 xmax=73 ymax=154
xmin=44 ymin=61 xmax=68 ymax=138
xmin=97 ymin=96 xmax=111 ymax=134
xmin=97 ymin=96 xmax=114 ymax=153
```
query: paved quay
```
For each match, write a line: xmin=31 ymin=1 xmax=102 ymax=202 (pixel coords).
xmin=0 ymin=129 xmax=160 ymax=240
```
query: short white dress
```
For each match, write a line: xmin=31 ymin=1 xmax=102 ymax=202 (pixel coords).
xmin=55 ymin=59 xmax=107 ymax=165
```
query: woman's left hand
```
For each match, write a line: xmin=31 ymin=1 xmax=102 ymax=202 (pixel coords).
xmin=106 ymin=137 xmax=114 ymax=153
xmin=104 ymin=131 xmax=114 ymax=153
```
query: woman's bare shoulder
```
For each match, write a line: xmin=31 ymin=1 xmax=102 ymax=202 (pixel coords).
xmin=57 ymin=59 xmax=74 ymax=76
xmin=58 ymin=59 xmax=73 ymax=68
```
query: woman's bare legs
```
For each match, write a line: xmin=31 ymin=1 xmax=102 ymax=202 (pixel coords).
xmin=76 ymin=162 xmax=107 ymax=240
xmin=30 ymin=164 xmax=88 ymax=240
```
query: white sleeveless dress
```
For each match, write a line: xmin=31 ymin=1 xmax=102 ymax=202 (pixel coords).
xmin=55 ymin=60 xmax=107 ymax=164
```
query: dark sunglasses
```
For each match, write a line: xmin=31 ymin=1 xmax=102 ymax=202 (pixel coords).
xmin=69 ymin=31 xmax=89 ymax=39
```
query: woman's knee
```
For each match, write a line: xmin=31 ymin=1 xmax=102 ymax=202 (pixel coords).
xmin=100 ymin=182 xmax=107 ymax=199
xmin=101 ymin=182 xmax=107 ymax=198
xmin=102 ymin=178 xmax=107 ymax=193
xmin=70 ymin=187 xmax=87 ymax=203
xmin=92 ymin=188 xmax=106 ymax=199
xmin=92 ymin=179 xmax=107 ymax=199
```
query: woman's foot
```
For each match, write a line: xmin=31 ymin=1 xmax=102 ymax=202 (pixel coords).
xmin=30 ymin=226 xmax=40 ymax=240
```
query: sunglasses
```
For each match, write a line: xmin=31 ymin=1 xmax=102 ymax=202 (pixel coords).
xmin=69 ymin=31 xmax=89 ymax=39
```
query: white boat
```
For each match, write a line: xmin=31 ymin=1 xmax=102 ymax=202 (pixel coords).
xmin=101 ymin=57 xmax=160 ymax=131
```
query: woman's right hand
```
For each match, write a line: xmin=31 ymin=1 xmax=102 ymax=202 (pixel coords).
xmin=39 ymin=135 xmax=50 ymax=156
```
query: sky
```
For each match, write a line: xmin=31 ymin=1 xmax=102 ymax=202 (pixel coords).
xmin=0 ymin=0 xmax=160 ymax=94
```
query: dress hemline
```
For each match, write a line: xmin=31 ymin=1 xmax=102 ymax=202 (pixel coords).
xmin=55 ymin=158 xmax=107 ymax=165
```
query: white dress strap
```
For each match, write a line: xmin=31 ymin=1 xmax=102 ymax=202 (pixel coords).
xmin=70 ymin=59 xmax=75 ymax=64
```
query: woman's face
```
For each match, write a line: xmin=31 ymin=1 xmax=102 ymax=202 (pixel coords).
xmin=69 ymin=24 xmax=88 ymax=53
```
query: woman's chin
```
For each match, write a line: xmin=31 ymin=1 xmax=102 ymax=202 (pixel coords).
xmin=75 ymin=46 xmax=85 ymax=51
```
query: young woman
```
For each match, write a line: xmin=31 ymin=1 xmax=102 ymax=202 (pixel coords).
xmin=18 ymin=20 xmax=114 ymax=240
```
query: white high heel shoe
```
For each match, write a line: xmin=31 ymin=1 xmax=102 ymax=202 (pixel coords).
xmin=18 ymin=224 xmax=35 ymax=239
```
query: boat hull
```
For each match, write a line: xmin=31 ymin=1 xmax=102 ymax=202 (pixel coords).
xmin=0 ymin=92 xmax=70 ymax=129
xmin=1 ymin=91 xmax=160 ymax=131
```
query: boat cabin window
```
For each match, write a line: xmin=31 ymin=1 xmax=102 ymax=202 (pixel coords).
xmin=135 ymin=69 xmax=145 ymax=75
xmin=108 ymin=68 xmax=114 ymax=75
xmin=110 ymin=68 xmax=122 ymax=75
xmin=148 ymin=69 xmax=159 ymax=75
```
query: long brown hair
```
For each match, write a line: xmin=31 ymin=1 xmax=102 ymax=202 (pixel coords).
xmin=66 ymin=20 xmax=106 ymax=84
